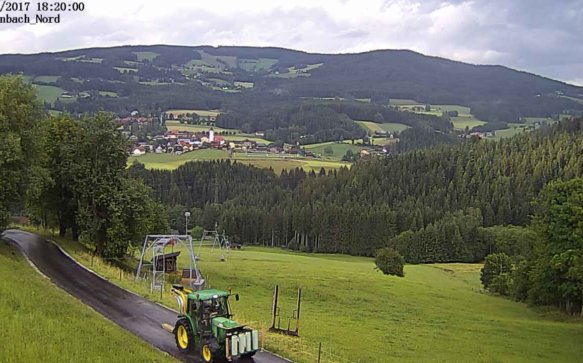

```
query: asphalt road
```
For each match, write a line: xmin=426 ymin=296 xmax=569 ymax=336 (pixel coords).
xmin=1 ymin=229 xmax=289 ymax=363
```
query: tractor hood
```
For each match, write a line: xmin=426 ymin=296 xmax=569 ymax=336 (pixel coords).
xmin=212 ymin=317 xmax=242 ymax=341
xmin=213 ymin=316 xmax=240 ymax=329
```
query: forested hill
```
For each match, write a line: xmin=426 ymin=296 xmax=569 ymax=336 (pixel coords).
xmin=1 ymin=45 xmax=582 ymax=124
xmin=130 ymin=117 xmax=583 ymax=261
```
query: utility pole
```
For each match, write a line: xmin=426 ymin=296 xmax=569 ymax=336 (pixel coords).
xmin=185 ymin=211 xmax=190 ymax=235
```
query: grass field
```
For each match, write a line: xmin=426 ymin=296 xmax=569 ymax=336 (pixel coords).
xmin=491 ymin=127 xmax=526 ymax=140
xmin=238 ymin=58 xmax=278 ymax=72
xmin=128 ymin=149 xmax=348 ymax=173
xmin=356 ymin=121 xmax=410 ymax=134
xmin=99 ymin=91 xmax=119 ymax=97
xmin=165 ymin=121 xmax=234 ymax=133
xmin=234 ymin=81 xmax=254 ymax=88
xmin=303 ymin=141 xmax=365 ymax=161
xmin=33 ymin=84 xmax=72 ymax=104
xmin=113 ymin=67 xmax=138 ymax=74
xmin=166 ymin=109 xmax=221 ymax=118
xmin=133 ymin=51 xmax=159 ymax=62
xmin=0 ymin=242 xmax=175 ymax=363
xmin=451 ymin=116 xmax=486 ymax=130
xmin=522 ymin=117 xmax=554 ymax=124
xmin=20 ymin=230 xmax=583 ymax=363
xmin=34 ymin=75 xmax=60 ymax=84
xmin=388 ymin=98 xmax=419 ymax=106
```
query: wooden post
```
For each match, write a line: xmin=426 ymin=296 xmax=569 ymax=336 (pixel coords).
xmin=270 ymin=285 xmax=279 ymax=330
xmin=295 ymin=287 xmax=301 ymax=334
xmin=317 ymin=342 xmax=322 ymax=363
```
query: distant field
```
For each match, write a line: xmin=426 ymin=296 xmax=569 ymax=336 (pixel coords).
xmin=198 ymin=50 xmax=237 ymax=69
xmin=0 ymin=243 xmax=175 ymax=363
xmin=165 ymin=121 xmax=233 ymax=133
xmin=33 ymin=84 xmax=72 ymax=104
xmin=128 ymin=149 xmax=349 ymax=173
xmin=522 ymin=117 xmax=554 ymax=124
xmin=491 ymin=127 xmax=525 ymax=140
xmin=238 ymin=58 xmax=278 ymax=72
xmin=270 ymin=63 xmax=323 ymax=78
xmin=99 ymin=91 xmax=118 ymax=97
xmin=34 ymin=75 xmax=60 ymax=83
xmin=61 ymin=56 xmax=103 ymax=64
xmin=223 ymin=135 xmax=270 ymax=143
xmin=133 ymin=51 xmax=159 ymax=61
xmin=559 ymin=95 xmax=583 ymax=105
xmin=166 ymin=109 xmax=221 ymax=118
xmin=113 ymin=67 xmax=138 ymax=73
xmin=433 ymin=104 xmax=472 ymax=114
xmin=356 ymin=121 xmax=410 ymax=134
xmin=451 ymin=116 xmax=486 ymax=130
xmin=355 ymin=98 xmax=371 ymax=103
xmin=389 ymin=98 xmax=419 ymax=106
xmin=303 ymin=141 xmax=366 ymax=160
xmin=234 ymin=81 xmax=254 ymax=88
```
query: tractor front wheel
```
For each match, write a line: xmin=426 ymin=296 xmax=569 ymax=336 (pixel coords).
xmin=200 ymin=343 xmax=214 ymax=362
xmin=174 ymin=319 xmax=194 ymax=353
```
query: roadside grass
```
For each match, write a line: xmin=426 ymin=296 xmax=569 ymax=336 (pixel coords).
xmin=0 ymin=242 xmax=176 ymax=363
xmin=15 ymin=229 xmax=583 ymax=363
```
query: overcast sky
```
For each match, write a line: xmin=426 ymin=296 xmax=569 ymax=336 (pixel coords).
xmin=1 ymin=0 xmax=582 ymax=85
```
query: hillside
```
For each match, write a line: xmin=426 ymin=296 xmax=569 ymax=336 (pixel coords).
xmin=20 ymin=230 xmax=583 ymax=363
xmin=1 ymin=45 xmax=582 ymax=131
xmin=0 ymin=243 xmax=175 ymax=363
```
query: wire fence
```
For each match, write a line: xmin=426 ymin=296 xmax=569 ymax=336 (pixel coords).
xmin=271 ymin=338 xmax=360 ymax=363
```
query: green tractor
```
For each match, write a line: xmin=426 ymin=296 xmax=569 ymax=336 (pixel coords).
xmin=171 ymin=285 xmax=259 ymax=362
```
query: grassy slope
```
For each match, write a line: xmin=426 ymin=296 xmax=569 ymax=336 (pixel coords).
xmin=33 ymin=84 xmax=68 ymax=104
xmin=356 ymin=121 xmax=410 ymax=134
xmin=0 ymin=243 xmax=175 ymax=363
xmin=128 ymin=149 xmax=349 ymax=173
xmin=303 ymin=141 xmax=365 ymax=161
xmin=20 ymin=229 xmax=583 ymax=363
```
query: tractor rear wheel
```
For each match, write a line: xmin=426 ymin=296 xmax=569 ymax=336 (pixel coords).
xmin=200 ymin=343 xmax=214 ymax=362
xmin=174 ymin=319 xmax=194 ymax=353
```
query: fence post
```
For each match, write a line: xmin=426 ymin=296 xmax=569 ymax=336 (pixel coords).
xmin=317 ymin=342 xmax=322 ymax=363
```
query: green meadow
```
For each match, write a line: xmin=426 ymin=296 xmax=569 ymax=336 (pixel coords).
xmin=128 ymin=149 xmax=349 ymax=174
xmin=19 ymin=229 xmax=583 ymax=363
xmin=0 ymin=242 xmax=174 ymax=363
xmin=356 ymin=121 xmax=410 ymax=134
xmin=303 ymin=141 xmax=365 ymax=161
xmin=33 ymin=84 xmax=70 ymax=104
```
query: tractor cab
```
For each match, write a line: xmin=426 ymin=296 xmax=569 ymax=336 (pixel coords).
xmin=171 ymin=285 xmax=258 ymax=362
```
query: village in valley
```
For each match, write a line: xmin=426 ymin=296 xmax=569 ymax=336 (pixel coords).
xmin=121 ymin=109 xmax=391 ymax=167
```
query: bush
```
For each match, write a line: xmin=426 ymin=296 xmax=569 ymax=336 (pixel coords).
xmin=480 ymin=252 xmax=512 ymax=289
xmin=375 ymin=248 xmax=405 ymax=277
